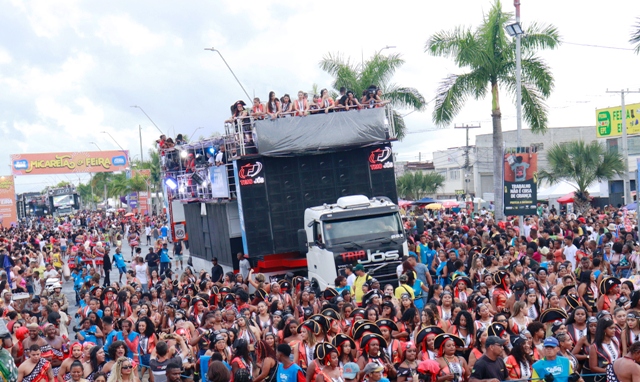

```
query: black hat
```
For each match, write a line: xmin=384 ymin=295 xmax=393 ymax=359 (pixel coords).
xmin=510 ymin=334 xmax=528 ymax=347
xmin=452 ymin=276 xmax=472 ymax=289
xmin=565 ymin=294 xmax=580 ymax=310
xmin=560 ymin=284 xmax=576 ymax=297
xmin=297 ymin=320 xmax=321 ymax=335
xmin=375 ymin=319 xmax=398 ymax=332
xmin=191 ymin=296 xmax=209 ymax=307
xmin=211 ymin=286 xmax=220 ymax=295
xmin=493 ymin=270 xmax=509 ymax=285
xmin=220 ymin=287 xmax=231 ymax=294
xmin=353 ymin=321 xmax=382 ymax=340
xmin=323 ymin=288 xmax=339 ymax=300
xmin=350 ymin=309 xmax=366 ymax=319
xmin=314 ymin=342 xmax=338 ymax=361
xmin=600 ymin=277 xmax=621 ymax=295
xmin=256 ymin=288 xmax=268 ymax=301
xmin=278 ymin=280 xmax=291 ymax=291
xmin=512 ymin=280 xmax=526 ymax=293
xmin=416 ymin=326 xmax=444 ymax=346
xmin=360 ymin=333 xmax=387 ymax=350
xmin=223 ymin=294 xmax=236 ymax=304
xmin=322 ymin=308 xmax=341 ymax=321
xmin=104 ymin=286 xmax=118 ymax=296
xmin=309 ymin=314 xmax=331 ymax=331
xmin=487 ymin=323 xmax=507 ymax=338
xmin=331 ymin=334 xmax=356 ymax=354
xmin=362 ymin=290 xmax=381 ymax=305
xmin=433 ymin=334 xmax=464 ymax=352
xmin=539 ymin=308 xmax=568 ymax=323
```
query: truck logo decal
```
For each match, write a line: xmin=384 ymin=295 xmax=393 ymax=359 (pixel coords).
xmin=340 ymin=249 xmax=399 ymax=264
xmin=238 ymin=162 xmax=264 ymax=186
xmin=368 ymin=147 xmax=393 ymax=171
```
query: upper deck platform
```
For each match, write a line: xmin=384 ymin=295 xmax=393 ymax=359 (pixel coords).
xmin=224 ymin=104 xmax=397 ymax=159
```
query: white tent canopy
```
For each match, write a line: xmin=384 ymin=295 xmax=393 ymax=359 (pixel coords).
xmin=537 ymin=181 xmax=608 ymax=200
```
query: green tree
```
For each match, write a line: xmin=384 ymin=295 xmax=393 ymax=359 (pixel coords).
xmin=538 ymin=140 xmax=625 ymax=214
xmin=397 ymin=171 xmax=445 ymax=200
xmin=631 ymin=17 xmax=640 ymax=53
xmin=425 ymin=0 xmax=560 ymax=220
xmin=319 ymin=52 xmax=426 ymax=139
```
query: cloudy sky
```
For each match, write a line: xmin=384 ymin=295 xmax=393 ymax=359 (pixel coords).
xmin=1 ymin=0 xmax=639 ymax=193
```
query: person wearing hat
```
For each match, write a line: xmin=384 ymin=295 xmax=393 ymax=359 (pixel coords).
xmin=433 ymin=334 xmax=468 ymax=382
xmin=342 ymin=362 xmax=359 ymax=382
xmin=362 ymin=362 xmax=385 ymax=382
xmin=48 ymin=283 xmax=69 ymax=312
xmin=313 ymin=343 xmax=342 ymax=382
xmin=531 ymin=337 xmax=580 ymax=382
xmin=352 ymin=264 xmax=372 ymax=307
xmin=357 ymin=334 xmax=396 ymax=379
xmin=377 ymin=319 xmax=401 ymax=364
xmin=469 ymin=336 xmax=508 ymax=382
xmin=597 ymin=276 xmax=621 ymax=313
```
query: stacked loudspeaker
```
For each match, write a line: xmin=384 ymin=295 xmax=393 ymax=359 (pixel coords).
xmin=237 ymin=144 xmax=398 ymax=258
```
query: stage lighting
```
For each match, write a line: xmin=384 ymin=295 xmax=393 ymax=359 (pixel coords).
xmin=180 ymin=150 xmax=188 ymax=158
xmin=165 ymin=177 xmax=178 ymax=190
xmin=191 ymin=172 xmax=207 ymax=186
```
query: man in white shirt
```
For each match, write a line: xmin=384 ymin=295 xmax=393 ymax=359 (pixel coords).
xmin=238 ymin=252 xmax=251 ymax=281
xmin=345 ymin=265 xmax=356 ymax=288
xmin=563 ymin=236 xmax=578 ymax=269
xmin=145 ymin=225 xmax=152 ymax=246
xmin=522 ymin=218 xmax=532 ymax=239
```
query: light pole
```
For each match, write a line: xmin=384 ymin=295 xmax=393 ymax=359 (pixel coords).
xmin=100 ymin=131 xmax=127 ymax=152
xmin=204 ymin=47 xmax=252 ymax=103
xmin=506 ymin=1 xmax=524 ymax=225
xmin=89 ymin=141 xmax=102 ymax=151
xmin=189 ymin=127 xmax=203 ymax=142
xmin=376 ymin=45 xmax=396 ymax=55
xmin=139 ymin=125 xmax=144 ymax=163
xmin=131 ymin=105 xmax=164 ymax=136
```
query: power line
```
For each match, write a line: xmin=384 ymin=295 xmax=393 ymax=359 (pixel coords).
xmin=561 ymin=41 xmax=634 ymax=51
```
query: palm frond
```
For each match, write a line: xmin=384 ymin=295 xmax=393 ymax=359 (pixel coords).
xmin=360 ymin=53 xmax=405 ymax=89
xmin=520 ymin=22 xmax=562 ymax=54
xmin=392 ymin=110 xmax=407 ymax=140
xmin=519 ymin=56 xmax=554 ymax=98
xmin=631 ymin=17 xmax=640 ymax=54
xmin=385 ymin=85 xmax=427 ymax=111
xmin=432 ymin=70 xmax=488 ymax=125
xmin=520 ymin=82 xmax=549 ymax=133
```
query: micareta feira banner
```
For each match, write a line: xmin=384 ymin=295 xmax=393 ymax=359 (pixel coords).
xmin=0 ymin=176 xmax=18 ymax=227
xmin=11 ymin=150 xmax=129 ymax=175
xmin=503 ymin=146 xmax=538 ymax=216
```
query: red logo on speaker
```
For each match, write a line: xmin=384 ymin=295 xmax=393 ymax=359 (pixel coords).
xmin=238 ymin=162 xmax=264 ymax=186
xmin=369 ymin=147 xmax=393 ymax=171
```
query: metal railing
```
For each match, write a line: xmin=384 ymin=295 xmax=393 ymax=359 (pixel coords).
xmin=223 ymin=103 xmax=397 ymax=161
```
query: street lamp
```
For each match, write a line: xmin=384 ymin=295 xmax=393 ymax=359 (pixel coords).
xmin=204 ymin=47 xmax=252 ymax=103
xmin=505 ymin=22 xmax=524 ymax=37
xmin=130 ymin=105 xmax=164 ymax=136
xmin=188 ymin=127 xmax=203 ymax=142
xmin=100 ymin=131 xmax=126 ymax=152
xmin=376 ymin=45 xmax=396 ymax=55
xmin=89 ymin=142 xmax=102 ymax=151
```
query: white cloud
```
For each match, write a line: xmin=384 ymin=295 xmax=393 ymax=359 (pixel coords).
xmin=96 ymin=15 xmax=179 ymax=55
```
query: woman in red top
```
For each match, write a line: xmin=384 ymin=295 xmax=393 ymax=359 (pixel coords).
xmin=318 ymin=89 xmax=334 ymax=113
xmin=314 ymin=343 xmax=342 ymax=382
xmin=265 ymin=91 xmax=281 ymax=120
xmin=597 ymin=276 xmax=621 ymax=314
xmin=505 ymin=335 xmax=533 ymax=380
xmin=292 ymin=91 xmax=309 ymax=116
xmin=251 ymin=97 xmax=265 ymax=119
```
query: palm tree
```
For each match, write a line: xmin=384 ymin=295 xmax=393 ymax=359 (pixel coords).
xmin=397 ymin=171 xmax=445 ymax=200
xmin=108 ymin=173 xmax=130 ymax=207
xmin=631 ymin=17 xmax=640 ymax=53
xmin=319 ymin=52 xmax=426 ymax=139
xmin=538 ymin=140 xmax=625 ymax=214
xmin=425 ymin=0 xmax=560 ymax=220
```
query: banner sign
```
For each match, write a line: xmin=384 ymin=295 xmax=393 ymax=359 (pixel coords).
xmin=11 ymin=150 xmax=129 ymax=175
xmin=0 ymin=176 xmax=18 ymax=227
xmin=503 ymin=147 xmax=538 ymax=216
xmin=596 ymin=102 xmax=640 ymax=138
xmin=209 ymin=165 xmax=230 ymax=198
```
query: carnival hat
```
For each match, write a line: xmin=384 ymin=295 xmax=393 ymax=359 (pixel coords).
xmin=416 ymin=326 xmax=445 ymax=346
xmin=375 ymin=319 xmax=398 ymax=332
xmin=539 ymin=308 xmax=568 ymax=323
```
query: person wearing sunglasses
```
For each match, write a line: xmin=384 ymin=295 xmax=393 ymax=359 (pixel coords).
xmin=106 ymin=357 xmax=139 ymax=382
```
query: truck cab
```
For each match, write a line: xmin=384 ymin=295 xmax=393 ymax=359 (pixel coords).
xmin=300 ymin=195 xmax=408 ymax=289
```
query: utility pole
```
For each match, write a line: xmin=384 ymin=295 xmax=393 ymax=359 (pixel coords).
xmin=139 ymin=125 xmax=144 ymax=163
xmin=454 ymin=124 xmax=481 ymax=198
xmin=606 ymin=89 xmax=640 ymax=205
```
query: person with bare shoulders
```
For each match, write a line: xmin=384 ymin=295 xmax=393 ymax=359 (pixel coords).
xmin=43 ymin=324 xmax=65 ymax=375
xmin=611 ymin=341 xmax=640 ymax=382
xmin=22 ymin=323 xmax=51 ymax=363
xmin=58 ymin=342 xmax=83 ymax=382
xmin=293 ymin=91 xmax=309 ymax=116
xmin=18 ymin=345 xmax=54 ymax=382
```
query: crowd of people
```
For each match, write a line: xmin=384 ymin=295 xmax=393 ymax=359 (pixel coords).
xmin=1 ymin=204 xmax=640 ymax=382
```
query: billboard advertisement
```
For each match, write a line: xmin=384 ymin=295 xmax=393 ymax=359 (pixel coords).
xmin=52 ymin=194 xmax=74 ymax=207
xmin=0 ymin=176 xmax=18 ymax=227
xmin=504 ymin=147 xmax=538 ymax=216
xmin=596 ymin=102 xmax=640 ymax=138
xmin=11 ymin=150 xmax=129 ymax=176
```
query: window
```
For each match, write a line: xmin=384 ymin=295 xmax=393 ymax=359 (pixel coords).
xmin=449 ymin=169 xmax=460 ymax=180
xmin=437 ymin=170 xmax=447 ymax=179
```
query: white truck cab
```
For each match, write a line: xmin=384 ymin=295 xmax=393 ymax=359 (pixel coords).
xmin=299 ymin=195 xmax=408 ymax=289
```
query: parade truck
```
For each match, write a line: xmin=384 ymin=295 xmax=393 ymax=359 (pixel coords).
xmin=163 ymin=105 xmax=407 ymax=288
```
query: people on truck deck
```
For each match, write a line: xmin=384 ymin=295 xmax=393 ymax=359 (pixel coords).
xmin=293 ymin=91 xmax=309 ymax=116
xmin=345 ymin=91 xmax=362 ymax=111
xmin=251 ymin=98 xmax=265 ymax=120
xmin=309 ymin=94 xmax=321 ymax=114
xmin=265 ymin=91 xmax=281 ymax=120
xmin=280 ymin=94 xmax=293 ymax=118
xmin=319 ymin=88 xmax=335 ymax=113
xmin=225 ymin=100 xmax=248 ymax=123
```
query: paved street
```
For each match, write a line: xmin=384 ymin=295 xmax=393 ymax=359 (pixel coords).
xmin=62 ymin=238 xmax=192 ymax=322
